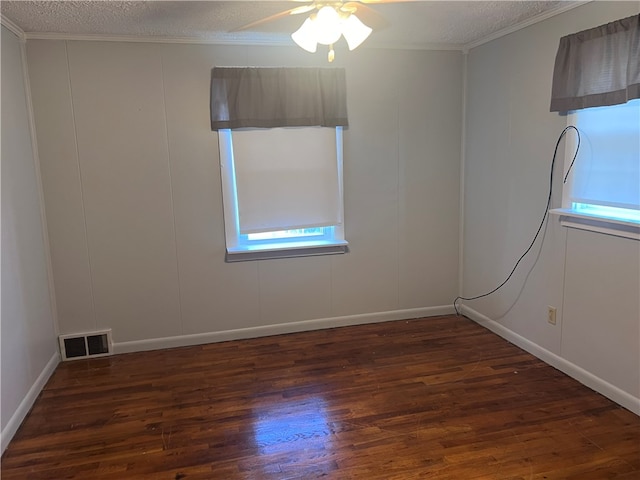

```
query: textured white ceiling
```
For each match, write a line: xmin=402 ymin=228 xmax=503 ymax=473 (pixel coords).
xmin=1 ymin=1 xmax=575 ymax=49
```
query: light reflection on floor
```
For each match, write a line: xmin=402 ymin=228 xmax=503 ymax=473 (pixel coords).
xmin=251 ymin=396 xmax=333 ymax=456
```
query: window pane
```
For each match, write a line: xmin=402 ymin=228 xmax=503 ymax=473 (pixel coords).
xmin=572 ymin=203 xmax=640 ymax=223
xmin=571 ymin=99 xmax=640 ymax=211
xmin=247 ymin=228 xmax=325 ymax=241
xmin=231 ymin=127 xmax=342 ymax=234
xmin=218 ymin=126 xmax=347 ymax=260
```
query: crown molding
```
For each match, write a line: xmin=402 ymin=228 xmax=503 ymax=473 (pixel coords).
xmin=369 ymin=42 xmax=464 ymax=52
xmin=1 ymin=14 xmax=26 ymax=41
xmin=23 ymin=31 xmax=293 ymax=47
xmin=24 ymin=31 xmax=465 ymax=51
xmin=463 ymin=0 xmax=592 ymax=53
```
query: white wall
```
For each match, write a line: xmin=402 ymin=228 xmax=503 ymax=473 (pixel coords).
xmin=1 ymin=25 xmax=59 ymax=453
xmin=463 ymin=2 xmax=640 ymax=413
xmin=26 ymin=41 xmax=462 ymax=351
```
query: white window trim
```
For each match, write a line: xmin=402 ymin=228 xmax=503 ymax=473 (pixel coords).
xmin=218 ymin=127 xmax=348 ymax=262
xmin=549 ymin=109 xmax=640 ymax=241
xmin=549 ymin=208 xmax=640 ymax=241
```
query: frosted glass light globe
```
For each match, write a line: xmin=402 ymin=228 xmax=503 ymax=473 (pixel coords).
xmin=314 ymin=6 xmax=342 ymax=45
xmin=342 ymin=14 xmax=372 ymax=50
xmin=291 ymin=17 xmax=318 ymax=52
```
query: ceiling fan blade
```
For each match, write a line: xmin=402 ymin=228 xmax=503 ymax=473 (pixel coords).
xmin=342 ymin=2 xmax=389 ymax=30
xmin=231 ymin=5 xmax=316 ymax=32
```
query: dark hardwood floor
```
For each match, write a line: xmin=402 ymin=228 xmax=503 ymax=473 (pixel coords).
xmin=2 ymin=315 xmax=639 ymax=479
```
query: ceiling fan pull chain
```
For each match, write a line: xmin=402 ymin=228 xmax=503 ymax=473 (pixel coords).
xmin=328 ymin=44 xmax=335 ymax=62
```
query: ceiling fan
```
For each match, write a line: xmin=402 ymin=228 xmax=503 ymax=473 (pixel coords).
xmin=232 ymin=1 xmax=396 ymax=62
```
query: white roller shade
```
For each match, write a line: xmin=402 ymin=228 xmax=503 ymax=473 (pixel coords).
xmin=571 ymin=99 xmax=640 ymax=210
xmin=230 ymin=127 xmax=342 ymax=234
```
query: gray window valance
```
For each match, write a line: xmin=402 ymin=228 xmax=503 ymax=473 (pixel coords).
xmin=210 ymin=67 xmax=348 ymax=130
xmin=550 ymin=13 xmax=639 ymax=112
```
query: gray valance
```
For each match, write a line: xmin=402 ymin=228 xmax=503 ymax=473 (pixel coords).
xmin=550 ymin=13 xmax=640 ymax=112
xmin=210 ymin=67 xmax=348 ymax=130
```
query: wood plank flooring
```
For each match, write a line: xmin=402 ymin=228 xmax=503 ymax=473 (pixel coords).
xmin=2 ymin=315 xmax=639 ymax=479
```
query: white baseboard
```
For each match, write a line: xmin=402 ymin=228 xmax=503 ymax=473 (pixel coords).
xmin=461 ymin=305 xmax=640 ymax=416
xmin=1 ymin=351 xmax=60 ymax=454
xmin=114 ymin=305 xmax=455 ymax=354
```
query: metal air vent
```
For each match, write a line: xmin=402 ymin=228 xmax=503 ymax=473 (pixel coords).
xmin=59 ymin=330 xmax=113 ymax=361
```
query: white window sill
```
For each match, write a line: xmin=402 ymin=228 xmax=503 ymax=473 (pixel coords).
xmin=226 ymin=240 xmax=349 ymax=262
xmin=549 ymin=208 xmax=640 ymax=241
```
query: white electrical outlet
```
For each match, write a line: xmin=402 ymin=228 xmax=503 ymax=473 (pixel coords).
xmin=547 ymin=306 xmax=557 ymax=325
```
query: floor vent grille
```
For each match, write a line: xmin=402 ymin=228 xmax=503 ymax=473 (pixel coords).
xmin=59 ymin=330 xmax=112 ymax=361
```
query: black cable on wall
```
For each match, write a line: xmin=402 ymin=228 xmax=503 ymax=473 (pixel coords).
xmin=454 ymin=126 xmax=581 ymax=315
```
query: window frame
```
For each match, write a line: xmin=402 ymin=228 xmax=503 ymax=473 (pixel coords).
xmin=218 ymin=126 xmax=348 ymax=262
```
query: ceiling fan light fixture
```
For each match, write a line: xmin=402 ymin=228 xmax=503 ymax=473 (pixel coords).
xmin=291 ymin=17 xmax=318 ymax=53
xmin=291 ymin=4 xmax=375 ymax=60
xmin=341 ymin=14 xmax=372 ymax=51
xmin=314 ymin=5 xmax=343 ymax=45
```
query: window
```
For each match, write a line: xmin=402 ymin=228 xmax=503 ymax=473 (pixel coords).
xmin=552 ymin=99 xmax=640 ymax=239
xmin=548 ymin=14 xmax=639 ymax=239
xmin=210 ymin=66 xmax=349 ymax=258
xmin=218 ymin=126 xmax=348 ymax=261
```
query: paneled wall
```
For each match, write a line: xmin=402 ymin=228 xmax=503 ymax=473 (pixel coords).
xmin=27 ymin=42 xmax=462 ymax=349
xmin=1 ymin=25 xmax=58 ymax=452
xmin=463 ymin=1 xmax=639 ymax=412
